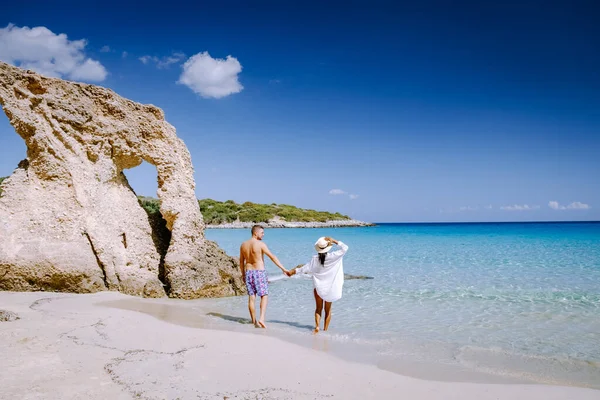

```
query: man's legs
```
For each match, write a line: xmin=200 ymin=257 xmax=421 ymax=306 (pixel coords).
xmin=313 ymin=289 xmax=323 ymax=334
xmin=323 ymin=301 xmax=332 ymax=331
xmin=258 ymin=295 xmax=268 ymax=328
xmin=248 ymin=295 xmax=257 ymax=326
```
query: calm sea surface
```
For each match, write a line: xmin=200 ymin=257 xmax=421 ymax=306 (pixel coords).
xmin=199 ymin=222 xmax=600 ymax=388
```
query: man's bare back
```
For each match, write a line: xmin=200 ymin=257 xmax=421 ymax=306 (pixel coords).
xmin=239 ymin=226 xmax=287 ymax=275
xmin=239 ymin=238 xmax=267 ymax=271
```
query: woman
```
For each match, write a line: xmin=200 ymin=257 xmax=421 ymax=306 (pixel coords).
xmin=289 ymin=236 xmax=348 ymax=333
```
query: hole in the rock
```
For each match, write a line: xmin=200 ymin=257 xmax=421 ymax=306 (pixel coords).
xmin=122 ymin=160 xmax=158 ymax=198
xmin=0 ymin=111 xmax=28 ymax=196
xmin=122 ymin=161 xmax=171 ymax=291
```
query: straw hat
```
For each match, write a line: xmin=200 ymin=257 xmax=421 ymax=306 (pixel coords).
xmin=314 ymin=237 xmax=332 ymax=253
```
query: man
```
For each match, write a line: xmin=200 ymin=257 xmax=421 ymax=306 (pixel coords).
xmin=239 ymin=225 xmax=288 ymax=328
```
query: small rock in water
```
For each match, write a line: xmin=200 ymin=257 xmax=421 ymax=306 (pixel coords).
xmin=0 ymin=310 xmax=20 ymax=322
xmin=344 ymin=274 xmax=374 ymax=280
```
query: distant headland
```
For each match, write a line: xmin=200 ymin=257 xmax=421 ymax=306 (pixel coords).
xmin=138 ymin=196 xmax=375 ymax=228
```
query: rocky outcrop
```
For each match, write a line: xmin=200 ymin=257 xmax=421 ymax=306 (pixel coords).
xmin=0 ymin=61 xmax=245 ymax=299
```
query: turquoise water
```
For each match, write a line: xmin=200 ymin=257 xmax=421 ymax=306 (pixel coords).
xmin=203 ymin=222 xmax=600 ymax=387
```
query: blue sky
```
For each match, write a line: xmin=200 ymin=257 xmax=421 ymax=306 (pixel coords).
xmin=1 ymin=1 xmax=599 ymax=222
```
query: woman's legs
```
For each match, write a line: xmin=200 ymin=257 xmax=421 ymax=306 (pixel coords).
xmin=324 ymin=301 xmax=332 ymax=331
xmin=313 ymin=289 xmax=323 ymax=333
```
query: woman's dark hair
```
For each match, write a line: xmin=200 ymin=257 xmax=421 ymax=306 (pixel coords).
xmin=318 ymin=252 xmax=326 ymax=265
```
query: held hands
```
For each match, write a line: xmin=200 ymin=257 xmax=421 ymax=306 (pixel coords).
xmin=284 ymin=269 xmax=296 ymax=277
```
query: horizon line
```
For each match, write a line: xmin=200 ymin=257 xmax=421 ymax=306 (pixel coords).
xmin=372 ymin=220 xmax=600 ymax=224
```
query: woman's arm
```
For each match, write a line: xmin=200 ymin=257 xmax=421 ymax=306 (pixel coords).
xmin=324 ymin=237 xmax=348 ymax=259
xmin=288 ymin=261 xmax=311 ymax=276
xmin=324 ymin=236 xmax=339 ymax=245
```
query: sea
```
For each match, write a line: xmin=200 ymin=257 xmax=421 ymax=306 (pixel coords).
xmin=197 ymin=222 xmax=600 ymax=388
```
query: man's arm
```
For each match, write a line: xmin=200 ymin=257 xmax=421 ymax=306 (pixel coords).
xmin=262 ymin=244 xmax=288 ymax=274
xmin=239 ymin=246 xmax=246 ymax=282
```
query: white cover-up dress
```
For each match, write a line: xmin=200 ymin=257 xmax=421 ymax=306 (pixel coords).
xmin=295 ymin=242 xmax=348 ymax=302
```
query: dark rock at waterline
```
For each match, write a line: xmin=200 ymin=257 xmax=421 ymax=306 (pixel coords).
xmin=344 ymin=274 xmax=374 ymax=280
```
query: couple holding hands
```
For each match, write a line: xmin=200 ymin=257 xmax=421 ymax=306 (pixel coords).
xmin=239 ymin=225 xmax=348 ymax=333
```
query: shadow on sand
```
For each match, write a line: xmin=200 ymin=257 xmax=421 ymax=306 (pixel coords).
xmin=207 ymin=312 xmax=314 ymax=331
xmin=206 ymin=312 xmax=253 ymax=324
xmin=268 ymin=319 xmax=314 ymax=331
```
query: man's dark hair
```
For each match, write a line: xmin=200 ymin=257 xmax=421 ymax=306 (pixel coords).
xmin=251 ymin=225 xmax=264 ymax=235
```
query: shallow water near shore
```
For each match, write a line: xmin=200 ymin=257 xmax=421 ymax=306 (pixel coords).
xmin=197 ymin=222 xmax=600 ymax=389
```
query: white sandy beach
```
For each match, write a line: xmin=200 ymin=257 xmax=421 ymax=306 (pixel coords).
xmin=1 ymin=291 xmax=598 ymax=400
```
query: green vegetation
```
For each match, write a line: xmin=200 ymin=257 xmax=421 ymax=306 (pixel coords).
xmin=138 ymin=196 xmax=350 ymax=224
xmin=0 ymin=176 xmax=5 ymax=196
xmin=198 ymin=198 xmax=350 ymax=224
xmin=138 ymin=196 xmax=161 ymax=215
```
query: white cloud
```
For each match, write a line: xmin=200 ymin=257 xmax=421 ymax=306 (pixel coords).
xmin=69 ymin=59 xmax=107 ymax=81
xmin=459 ymin=206 xmax=478 ymax=211
xmin=500 ymin=204 xmax=540 ymax=211
xmin=548 ymin=201 xmax=563 ymax=210
xmin=329 ymin=189 xmax=346 ymax=195
xmin=349 ymin=194 xmax=359 ymax=200
xmin=0 ymin=23 xmax=107 ymax=82
xmin=140 ymin=52 xmax=186 ymax=69
xmin=100 ymin=45 xmax=110 ymax=52
xmin=567 ymin=201 xmax=590 ymax=209
xmin=121 ymin=51 xmax=128 ymax=58
xmin=158 ymin=52 xmax=185 ymax=68
xmin=485 ymin=204 xmax=493 ymax=210
xmin=549 ymin=201 xmax=590 ymax=210
xmin=178 ymin=51 xmax=243 ymax=99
